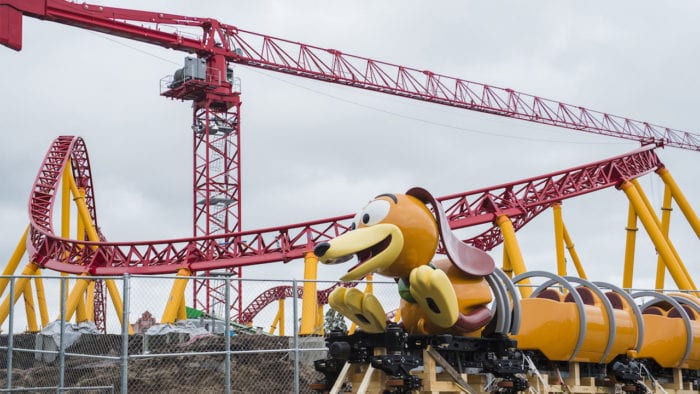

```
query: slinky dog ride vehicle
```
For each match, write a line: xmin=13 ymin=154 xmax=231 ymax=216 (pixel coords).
xmin=313 ymin=187 xmax=699 ymax=391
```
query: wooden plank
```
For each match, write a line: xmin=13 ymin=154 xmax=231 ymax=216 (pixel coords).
xmin=426 ymin=346 xmax=478 ymax=394
xmin=357 ymin=364 xmax=376 ymax=394
xmin=329 ymin=361 xmax=351 ymax=394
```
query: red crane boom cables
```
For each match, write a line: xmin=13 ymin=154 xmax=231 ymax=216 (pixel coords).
xmin=1 ymin=0 xmax=698 ymax=150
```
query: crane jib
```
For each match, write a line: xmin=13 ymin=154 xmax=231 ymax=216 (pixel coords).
xmin=0 ymin=0 xmax=698 ymax=150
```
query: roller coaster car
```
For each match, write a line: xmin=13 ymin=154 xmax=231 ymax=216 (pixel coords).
xmin=313 ymin=187 xmax=700 ymax=391
xmin=516 ymin=287 xmax=700 ymax=370
xmin=637 ymin=294 xmax=700 ymax=370
xmin=516 ymin=287 xmax=639 ymax=364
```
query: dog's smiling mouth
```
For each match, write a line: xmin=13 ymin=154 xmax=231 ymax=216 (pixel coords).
xmin=346 ymin=234 xmax=392 ymax=273
xmin=317 ymin=223 xmax=404 ymax=281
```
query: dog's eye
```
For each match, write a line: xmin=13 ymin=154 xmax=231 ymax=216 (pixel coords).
xmin=359 ymin=199 xmax=390 ymax=226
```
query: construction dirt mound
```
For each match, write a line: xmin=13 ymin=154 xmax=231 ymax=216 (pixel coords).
xmin=0 ymin=332 xmax=324 ymax=393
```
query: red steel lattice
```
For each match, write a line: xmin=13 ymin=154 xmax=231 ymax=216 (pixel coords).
xmin=27 ymin=137 xmax=664 ymax=277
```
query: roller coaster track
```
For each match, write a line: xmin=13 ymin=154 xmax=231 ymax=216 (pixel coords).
xmin=28 ymin=136 xmax=664 ymax=321
xmin=237 ymin=282 xmax=357 ymax=324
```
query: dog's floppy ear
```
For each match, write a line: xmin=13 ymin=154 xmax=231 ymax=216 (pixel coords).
xmin=406 ymin=187 xmax=495 ymax=276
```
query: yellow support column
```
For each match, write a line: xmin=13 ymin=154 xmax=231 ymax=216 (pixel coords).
xmin=68 ymin=170 xmax=134 ymax=330
xmin=278 ymin=298 xmax=285 ymax=336
xmin=0 ymin=226 xmax=29 ymax=297
xmin=316 ymin=304 xmax=324 ymax=335
xmin=655 ymin=185 xmax=673 ymax=290
xmin=268 ymin=316 xmax=280 ymax=335
xmin=0 ymin=263 xmax=39 ymax=326
xmin=501 ymin=249 xmax=513 ymax=279
xmin=496 ymin=215 xmax=531 ymax=298
xmin=562 ymin=226 xmax=587 ymax=279
xmin=86 ymin=281 xmax=96 ymax=322
xmin=177 ymin=294 xmax=187 ymax=322
xmin=621 ymin=181 xmax=694 ymax=291
xmin=631 ymin=179 xmax=696 ymax=290
xmin=60 ymin=274 xmax=91 ymax=322
xmin=61 ymin=167 xmax=74 ymax=319
xmin=62 ymin=162 xmax=71 ymax=243
xmin=162 ymin=268 xmax=191 ymax=324
xmin=553 ymin=203 xmax=567 ymax=276
xmin=76 ymin=195 xmax=85 ymax=247
xmin=269 ymin=313 xmax=280 ymax=335
xmin=656 ymin=167 xmax=700 ymax=238
xmin=299 ymin=251 xmax=318 ymax=335
xmin=73 ymin=280 xmax=89 ymax=323
xmin=105 ymin=279 xmax=133 ymax=334
xmin=269 ymin=299 xmax=285 ymax=335
xmin=34 ymin=273 xmax=49 ymax=327
xmin=73 ymin=188 xmax=89 ymax=322
xmin=622 ymin=204 xmax=638 ymax=290
xmin=22 ymin=281 xmax=39 ymax=332
xmin=67 ymin=172 xmax=100 ymax=245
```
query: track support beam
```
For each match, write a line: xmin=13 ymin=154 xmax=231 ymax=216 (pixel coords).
xmin=162 ymin=268 xmax=191 ymax=324
xmin=631 ymin=179 xmax=695 ymax=290
xmin=656 ymin=184 xmax=673 ymax=289
xmin=300 ymin=251 xmax=319 ymax=335
xmin=269 ymin=298 xmax=285 ymax=335
xmin=622 ymin=204 xmax=638 ymax=289
xmin=656 ymin=167 xmax=700 ymax=238
xmin=620 ymin=181 xmax=695 ymax=292
xmin=60 ymin=273 xmax=91 ymax=322
xmin=22 ymin=281 xmax=38 ymax=332
xmin=34 ymin=274 xmax=49 ymax=327
xmin=105 ymin=279 xmax=132 ymax=334
xmin=0 ymin=226 xmax=29 ymax=297
xmin=496 ymin=215 xmax=531 ymax=297
xmin=553 ymin=203 xmax=567 ymax=276
xmin=563 ymin=225 xmax=586 ymax=279
xmin=0 ymin=263 xmax=39 ymax=326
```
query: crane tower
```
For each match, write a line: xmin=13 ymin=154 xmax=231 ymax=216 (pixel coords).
xmin=161 ymin=55 xmax=243 ymax=317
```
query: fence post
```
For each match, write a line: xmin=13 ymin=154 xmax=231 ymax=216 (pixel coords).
xmin=292 ymin=279 xmax=299 ymax=394
xmin=59 ymin=276 xmax=67 ymax=392
xmin=224 ymin=276 xmax=231 ymax=394
xmin=121 ymin=274 xmax=130 ymax=394
xmin=6 ymin=277 xmax=14 ymax=390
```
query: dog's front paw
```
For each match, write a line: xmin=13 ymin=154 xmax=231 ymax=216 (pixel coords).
xmin=409 ymin=265 xmax=458 ymax=328
xmin=328 ymin=287 xmax=386 ymax=333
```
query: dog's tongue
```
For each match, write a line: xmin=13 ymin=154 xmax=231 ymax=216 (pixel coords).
xmin=452 ymin=306 xmax=492 ymax=333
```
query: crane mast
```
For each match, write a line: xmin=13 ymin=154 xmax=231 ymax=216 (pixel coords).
xmin=2 ymin=0 xmax=700 ymax=325
xmin=1 ymin=0 xmax=247 ymax=320
xmin=160 ymin=55 xmax=244 ymax=319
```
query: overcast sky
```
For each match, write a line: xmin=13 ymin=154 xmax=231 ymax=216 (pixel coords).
xmin=1 ymin=0 xmax=699 ymax=313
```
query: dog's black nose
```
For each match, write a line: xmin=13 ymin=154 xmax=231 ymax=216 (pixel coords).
xmin=314 ymin=242 xmax=331 ymax=257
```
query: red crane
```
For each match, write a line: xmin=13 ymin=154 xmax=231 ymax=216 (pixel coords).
xmin=2 ymin=0 xmax=699 ymax=326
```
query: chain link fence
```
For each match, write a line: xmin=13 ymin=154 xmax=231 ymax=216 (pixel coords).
xmin=0 ymin=274 xmax=400 ymax=393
